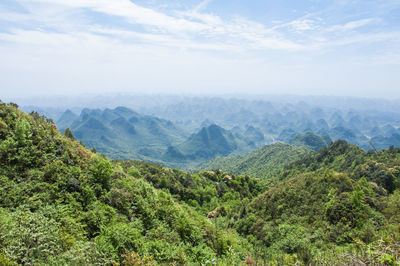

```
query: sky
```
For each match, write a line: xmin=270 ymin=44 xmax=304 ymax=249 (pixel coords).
xmin=0 ymin=0 xmax=399 ymax=98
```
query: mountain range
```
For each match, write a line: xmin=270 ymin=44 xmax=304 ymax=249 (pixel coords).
xmin=56 ymin=107 xmax=264 ymax=168
xmin=54 ymin=99 xmax=400 ymax=169
xmin=31 ymin=96 xmax=399 ymax=170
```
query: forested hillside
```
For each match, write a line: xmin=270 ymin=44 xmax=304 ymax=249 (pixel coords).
xmin=0 ymin=102 xmax=399 ymax=265
xmin=198 ymin=143 xmax=311 ymax=180
xmin=281 ymin=140 xmax=400 ymax=193
xmin=230 ymin=170 xmax=400 ymax=264
xmin=115 ymin=161 xmax=266 ymax=217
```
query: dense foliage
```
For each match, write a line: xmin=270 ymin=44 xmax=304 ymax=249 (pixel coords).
xmin=196 ymin=140 xmax=400 ymax=264
xmin=1 ymin=102 xmax=399 ymax=265
xmin=197 ymin=143 xmax=310 ymax=180
xmin=281 ymin=140 xmax=400 ymax=193
xmin=228 ymin=171 xmax=399 ymax=264
xmin=116 ymin=161 xmax=266 ymax=216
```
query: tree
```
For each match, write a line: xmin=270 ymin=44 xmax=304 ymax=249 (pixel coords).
xmin=63 ymin=128 xmax=76 ymax=140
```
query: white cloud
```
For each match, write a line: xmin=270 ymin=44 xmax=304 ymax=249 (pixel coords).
xmin=6 ymin=0 xmax=307 ymax=52
xmin=2 ymin=0 xmax=397 ymax=54
xmin=19 ymin=0 xmax=208 ymax=32
xmin=328 ymin=18 xmax=378 ymax=32
xmin=288 ymin=19 xmax=316 ymax=32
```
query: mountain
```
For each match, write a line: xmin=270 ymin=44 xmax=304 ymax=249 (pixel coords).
xmin=230 ymin=170 xmax=395 ymax=264
xmin=56 ymin=109 xmax=78 ymax=131
xmin=277 ymin=128 xmax=297 ymax=142
xmin=57 ymin=106 xmax=187 ymax=162
xmin=371 ymin=133 xmax=400 ymax=151
xmin=197 ymin=142 xmax=311 ymax=180
xmin=314 ymin=118 xmax=330 ymax=135
xmin=289 ymin=131 xmax=332 ymax=151
xmin=165 ymin=124 xmax=243 ymax=162
xmin=227 ymin=139 xmax=400 ymax=264
xmin=281 ymin=140 xmax=368 ymax=180
xmin=281 ymin=140 xmax=399 ymax=192
xmin=243 ymin=125 xmax=265 ymax=144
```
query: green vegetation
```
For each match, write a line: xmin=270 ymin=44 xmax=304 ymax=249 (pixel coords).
xmin=289 ymin=131 xmax=332 ymax=151
xmin=281 ymin=140 xmax=400 ymax=193
xmin=116 ymin=161 xmax=266 ymax=216
xmin=1 ymin=102 xmax=399 ymax=265
xmin=198 ymin=140 xmax=400 ymax=264
xmin=229 ymin=170 xmax=400 ymax=264
xmin=197 ymin=143 xmax=311 ymax=180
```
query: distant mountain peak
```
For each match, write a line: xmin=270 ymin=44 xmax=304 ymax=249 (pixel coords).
xmin=289 ymin=131 xmax=332 ymax=151
xmin=56 ymin=109 xmax=78 ymax=131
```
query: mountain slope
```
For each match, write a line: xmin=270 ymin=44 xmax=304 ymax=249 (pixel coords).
xmin=231 ymin=170 xmax=397 ymax=264
xmin=197 ymin=143 xmax=311 ymax=179
xmin=198 ymin=138 xmax=400 ymax=264
xmin=282 ymin=140 xmax=400 ymax=192
xmin=116 ymin=160 xmax=267 ymax=216
xmin=56 ymin=109 xmax=78 ymax=132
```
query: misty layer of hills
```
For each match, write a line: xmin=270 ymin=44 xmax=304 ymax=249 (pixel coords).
xmin=33 ymin=95 xmax=400 ymax=169
xmin=55 ymin=107 xmax=263 ymax=168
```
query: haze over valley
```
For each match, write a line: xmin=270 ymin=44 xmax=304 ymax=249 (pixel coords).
xmin=13 ymin=94 xmax=400 ymax=169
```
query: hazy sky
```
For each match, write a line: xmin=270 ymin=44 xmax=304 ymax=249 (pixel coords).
xmin=0 ymin=0 xmax=399 ymax=98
